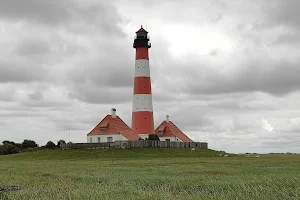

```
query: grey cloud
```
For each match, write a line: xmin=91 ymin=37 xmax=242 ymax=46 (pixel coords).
xmin=0 ymin=85 xmax=16 ymax=102
xmin=0 ymin=0 xmax=72 ymax=25
xmin=273 ymin=32 xmax=300 ymax=45
xmin=22 ymin=100 xmax=70 ymax=108
xmin=0 ymin=111 xmax=42 ymax=118
xmin=266 ymin=0 xmax=300 ymax=29
xmin=0 ymin=59 xmax=48 ymax=83
xmin=15 ymin=38 xmax=50 ymax=56
xmin=209 ymin=49 xmax=220 ymax=57
xmin=68 ymin=85 xmax=132 ymax=104
xmin=183 ymin=57 xmax=300 ymax=96
xmin=29 ymin=91 xmax=44 ymax=101
xmin=260 ymin=137 xmax=299 ymax=149
xmin=153 ymin=103 xmax=214 ymax=132
xmin=0 ymin=0 xmax=125 ymax=37
xmin=51 ymin=118 xmax=89 ymax=132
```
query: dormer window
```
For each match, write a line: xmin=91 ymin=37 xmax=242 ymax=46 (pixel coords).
xmin=158 ymin=130 xmax=163 ymax=136
xmin=100 ymin=121 xmax=109 ymax=130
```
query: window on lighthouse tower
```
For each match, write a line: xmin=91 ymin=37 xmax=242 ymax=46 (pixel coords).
xmin=137 ymin=32 xmax=147 ymax=38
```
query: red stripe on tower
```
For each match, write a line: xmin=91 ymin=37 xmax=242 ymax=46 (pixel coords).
xmin=132 ymin=26 xmax=154 ymax=139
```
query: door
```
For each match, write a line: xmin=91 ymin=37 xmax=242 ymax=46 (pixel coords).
xmin=166 ymin=139 xmax=170 ymax=147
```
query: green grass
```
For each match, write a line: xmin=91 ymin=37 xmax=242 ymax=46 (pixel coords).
xmin=0 ymin=149 xmax=300 ymax=200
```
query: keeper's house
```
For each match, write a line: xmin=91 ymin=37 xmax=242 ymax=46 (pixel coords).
xmin=87 ymin=108 xmax=141 ymax=143
xmin=155 ymin=115 xmax=193 ymax=142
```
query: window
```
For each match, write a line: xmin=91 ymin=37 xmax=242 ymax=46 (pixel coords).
xmin=158 ymin=131 xmax=163 ymax=136
xmin=107 ymin=137 xmax=113 ymax=142
xmin=166 ymin=139 xmax=170 ymax=142
xmin=90 ymin=138 xmax=92 ymax=143
xmin=97 ymin=137 xmax=101 ymax=143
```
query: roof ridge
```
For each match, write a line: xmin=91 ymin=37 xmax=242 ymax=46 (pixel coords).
xmin=87 ymin=115 xmax=140 ymax=140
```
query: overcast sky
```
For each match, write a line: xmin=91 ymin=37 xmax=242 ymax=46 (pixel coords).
xmin=0 ymin=0 xmax=299 ymax=153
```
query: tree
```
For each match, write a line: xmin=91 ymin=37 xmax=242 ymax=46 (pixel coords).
xmin=2 ymin=141 xmax=22 ymax=149
xmin=147 ymin=134 xmax=160 ymax=141
xmin=22 ymin=140 xmax=38 ymax=149
xmin=45 ymin=141 xmax=56 ymax=149
xmin=2 ymin=140 xmax=15 ymax=145
xmin=0 ymin=144 xmax=19 ymax=155
xmin=57 ymin=140 xmax=66 ymax=147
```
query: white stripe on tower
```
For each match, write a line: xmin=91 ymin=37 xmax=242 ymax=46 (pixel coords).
xmin=132 ymin=26 xmax=154 ymax=137
xmin=134 ymin=60 xmax=150 ymax=77
xmin=132 ymin=94 xmax=153 ymax=112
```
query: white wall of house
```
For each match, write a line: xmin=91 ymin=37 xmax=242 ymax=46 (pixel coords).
xmin=139 ymin=134 xmax=149 ymax=140
xmin=159 ymin=136 xmax=183 ymax=142
xmin=87 ymin=134 xmax=127 ymax=143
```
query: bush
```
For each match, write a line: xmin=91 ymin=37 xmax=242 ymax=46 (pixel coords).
xmin=45 ymin=141 xmax=56 ymax=149
xmin=0 ymin=144 xmax=19 ymax=155
xmin=147 ymin=134 xmax=160 ymax=141
xmin=22 ymin=140 xmax=38 ymax=149
xmin=2 ymin=140 xmax=16 ymax=145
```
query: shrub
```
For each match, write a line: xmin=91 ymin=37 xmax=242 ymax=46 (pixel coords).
xmin=0 ymin=144 xmax=19 ymax=155
xmin=2 ymin=140 xmax=16 ymax=145
xmin=147 ymin=134 xmax=160 ymax=141
xmin=22 ymin=140 xmax=38 ymax=149
xmin=45 ymin=141 xmax=56 ymax=149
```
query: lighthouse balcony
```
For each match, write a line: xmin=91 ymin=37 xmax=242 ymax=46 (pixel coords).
xmin=133 ymin=41 xmax=151 ymax=48
xmin=134 ymin=35 xmax=150 ymax=40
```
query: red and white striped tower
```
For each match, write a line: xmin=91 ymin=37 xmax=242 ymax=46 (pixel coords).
xmin=132 ymin=26 xmax=154 ymax=139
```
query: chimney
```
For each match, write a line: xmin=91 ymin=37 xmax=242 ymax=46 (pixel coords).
xmin=166 ymin=115 xmax=169 ymax=123
xmin=111 ymin=108 xmax=116 ymax=118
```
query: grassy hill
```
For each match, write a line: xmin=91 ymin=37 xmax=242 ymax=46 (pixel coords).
xmin=1 ymin=149 xmax=300 ymax=200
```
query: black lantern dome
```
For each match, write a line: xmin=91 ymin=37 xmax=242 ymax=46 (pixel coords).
xmin=133 ymin=25 xmax=151 ymax=48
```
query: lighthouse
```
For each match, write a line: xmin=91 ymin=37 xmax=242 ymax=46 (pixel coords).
xmin=132 ymin=26 xmax=154 ymax=139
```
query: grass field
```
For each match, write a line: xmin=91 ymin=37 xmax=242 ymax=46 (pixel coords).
xmin=0 ymin=148 xmax=300 ymax=200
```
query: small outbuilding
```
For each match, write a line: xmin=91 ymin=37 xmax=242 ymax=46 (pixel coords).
xmin=87 ymin=108 xmax=141 ymax=143
xmin=155 ymin=115 xmax=193 ymax=142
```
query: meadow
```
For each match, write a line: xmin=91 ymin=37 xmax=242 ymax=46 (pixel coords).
xmin=0 ymin=148 xmax=300 ymax=200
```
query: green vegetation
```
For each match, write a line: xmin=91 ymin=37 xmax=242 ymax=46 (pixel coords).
xmin=0 ymin=149 xmax=300 ymax=199
xmin=0 ymin=140 xmax=66 ymax=156
xmin=147 ymin=134 xmax=160 ymax=140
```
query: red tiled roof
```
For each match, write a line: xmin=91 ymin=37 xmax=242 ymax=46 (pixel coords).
xmin=155 ymin=120 xmax=193 ymax=142
xmin=100 ymin=121 xmax=109 ymax=128
xmin=136 ymin=26 xmax=148 ymax=33
xmin=88 ymin=115 xmax=141 ymax=141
